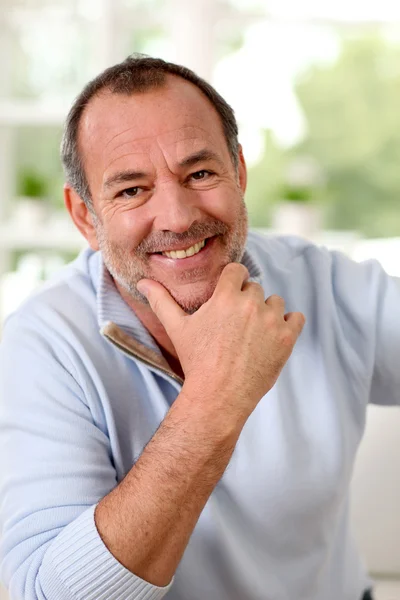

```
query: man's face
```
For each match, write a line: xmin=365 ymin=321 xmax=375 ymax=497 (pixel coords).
xmin=78 ymin=75 xmax=248 ymax=313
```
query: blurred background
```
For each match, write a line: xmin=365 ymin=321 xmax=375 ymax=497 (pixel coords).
xmin=1 ymin=0 xmax=400 ymax=598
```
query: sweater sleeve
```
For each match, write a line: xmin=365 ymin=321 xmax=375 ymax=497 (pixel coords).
xmin=0 ymin=314 xmax=173 ymax=600
xmin=368 ymin=272 xmax=400 ymax=406
xmin=330 ymin=251 xmax=400 ymax=407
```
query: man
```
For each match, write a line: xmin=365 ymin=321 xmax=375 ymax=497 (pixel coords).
xmin=0 ymin=55 xmax=398 ymax=600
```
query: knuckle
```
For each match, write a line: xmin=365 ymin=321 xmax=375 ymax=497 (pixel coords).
xmin=268 ymin=294 xmax=285 ymax=306
xmin=224 ymin=262 xmax=247 ymax=275
xmin=243 ymin=296 xmax=259 ymax=316
xmin=292 ymin=312 xmax=306 ymax=330
xmin=222 ymin=263 xmax=235 ymax=274
xmin=264 ymin=310 xmax=278 ymax=328
xmin=250 ymin=282 xmax=264 ymax=295
xmin=278 ymin=327 xmax=295 ymax=347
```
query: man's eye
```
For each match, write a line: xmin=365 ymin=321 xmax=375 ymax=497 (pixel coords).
xmin=121 ymin=187 xmax=141 ymax=199
xmin=191 ymin=170 xmax=213 ymax=180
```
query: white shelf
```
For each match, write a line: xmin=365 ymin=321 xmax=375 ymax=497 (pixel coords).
xmin=0 ymin=100 xmax=70 ymax=126
xmin=374 ymin=579 xmax=400 ymax=599
xmin=0 ymin=222 xmax=86 ymax=251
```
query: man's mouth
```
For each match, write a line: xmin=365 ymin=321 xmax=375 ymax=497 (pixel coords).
xmin=161 ymin=239 xmax=206 ymax=259
xmin=152 ymin=236 xmax=213 ymax=259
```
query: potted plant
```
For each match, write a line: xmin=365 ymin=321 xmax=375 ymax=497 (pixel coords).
xmin=271 ymin=156 xmax=324 ymax=240
xmin=14 ymin=169 xmax=50 ymax=229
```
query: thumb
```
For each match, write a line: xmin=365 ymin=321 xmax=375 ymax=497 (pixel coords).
xmin=137 ymin=279 xmax=186 ymax=334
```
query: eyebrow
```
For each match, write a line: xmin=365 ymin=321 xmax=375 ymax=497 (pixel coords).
xmin=103 ymin=149 xmax=224 ymax=191
xmin=178 ymin=149 xmax=225 ymax=169
xmin=104 ymin=170 xmax=147 ymax=190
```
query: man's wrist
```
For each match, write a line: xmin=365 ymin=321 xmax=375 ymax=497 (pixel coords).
xmin=176 ymin=381 xmax=245 ymax=444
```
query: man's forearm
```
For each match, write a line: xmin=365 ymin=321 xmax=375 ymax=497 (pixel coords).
xmin=94 ymin=384 xmax=243 ymax=587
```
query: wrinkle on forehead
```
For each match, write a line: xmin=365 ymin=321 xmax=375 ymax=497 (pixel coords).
xmin=103 ymin=127 xmax=221 ymax=174
xmin=105 ymin=126 xmax=216 ymax=159
xmin=103 ymin=123 xmax=213 ymax=153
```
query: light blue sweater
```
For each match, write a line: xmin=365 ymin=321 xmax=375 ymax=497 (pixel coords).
xmin=1 ymin=231 xmax=399 ymax=600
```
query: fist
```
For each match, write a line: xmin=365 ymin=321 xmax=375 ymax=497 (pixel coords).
xmin=137 ymin=263 xmax=305 ymax=422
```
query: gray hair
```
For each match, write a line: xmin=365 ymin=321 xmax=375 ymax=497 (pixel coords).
xmin=61 ymin=54 xmax=239 ymax=208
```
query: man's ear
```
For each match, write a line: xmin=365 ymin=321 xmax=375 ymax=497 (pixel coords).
xmin=237 ymin=144 xmax=247 ymax=194
xmin=64 ymin=184 xmax=99 ymax=251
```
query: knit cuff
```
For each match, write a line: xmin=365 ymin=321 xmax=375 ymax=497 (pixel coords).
xmin=39 ymin=504 xmax=174 ymax=600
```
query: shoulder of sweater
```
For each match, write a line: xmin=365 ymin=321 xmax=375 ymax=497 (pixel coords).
xmin=246 ymin=230 xmax=387 ymax=289
xmin=3 ymin=247 xmax=97 ymax=333
xmin=246 ymin=230 xmax=328 ymax=266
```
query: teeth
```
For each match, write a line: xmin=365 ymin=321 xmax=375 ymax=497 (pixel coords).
xmin=163 ymin=239 xmax=206 ymax=259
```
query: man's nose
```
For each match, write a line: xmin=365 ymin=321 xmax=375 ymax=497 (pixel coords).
xmin=151 ymin=182 xmax=202 ymax=233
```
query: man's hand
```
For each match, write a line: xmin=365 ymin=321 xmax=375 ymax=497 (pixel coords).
xmin=137 ymin=263 xmax=305 ymax=424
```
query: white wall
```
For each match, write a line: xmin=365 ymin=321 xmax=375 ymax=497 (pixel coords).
xmin=0 ymin=584 xmax=8 ymax=600
xmin=351 ymin=405 xmax=400 ymax=576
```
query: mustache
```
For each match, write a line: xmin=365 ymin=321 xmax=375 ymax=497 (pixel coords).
xmin=136 ymin=220 xmax=229 ymax=254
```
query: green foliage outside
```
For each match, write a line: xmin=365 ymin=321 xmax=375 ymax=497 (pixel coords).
xmin=246 ymin=33 xmax=400 ymax=238
xmin=17 ymin=169 xmax=49 ymax=199
xmin=245 ymin=129 xmax=288 ymax=228
xmin=14 ymin=127 xmax=65 ymax=210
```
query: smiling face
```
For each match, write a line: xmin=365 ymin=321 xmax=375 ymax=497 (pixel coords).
xmin=69 ymin=75 xmax=248 ymax=314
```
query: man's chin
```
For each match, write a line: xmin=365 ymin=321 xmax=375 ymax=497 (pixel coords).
xmin=165 ymin=285 xmax=214 ymax=314
xmin=174 ymin=300 xmax=204 ymax=315
xmin=111 ymin=270 xmax=214 ymax=314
